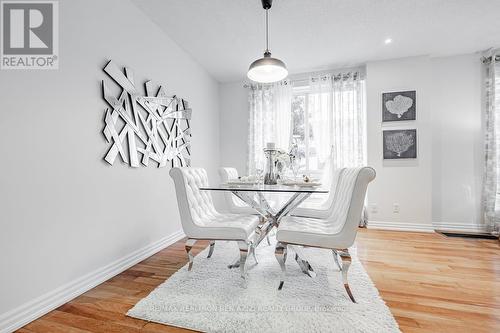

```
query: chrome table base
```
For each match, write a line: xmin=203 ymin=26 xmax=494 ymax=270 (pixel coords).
xmin=227 ymin=190 xmax=315 ymax=275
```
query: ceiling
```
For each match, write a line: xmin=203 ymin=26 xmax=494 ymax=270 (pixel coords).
xmin=132 ymin=0 xmax=500 ymax=83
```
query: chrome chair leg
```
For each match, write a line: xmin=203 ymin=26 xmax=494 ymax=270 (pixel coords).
xmin=275 ymin=242 xmax=287 ymax=290
xmin=332 ymin=249 xmax=342 ymax=271
xmin=251 ymin=244 xmax=258 ymax=264
xmin=237 ymin=241 xmax=250 ymax=280
xmin=293 ymin=246 xmax=316 ymax=278
xmin=185 ymin=239 xmax=197 ymax=271
xmin=207 ymin=241 xmax=215 ymax=258
xmin=338 ymin=249 xmax=356 ymax=303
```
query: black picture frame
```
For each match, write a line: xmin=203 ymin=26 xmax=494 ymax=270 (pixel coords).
xmin=383 ymin=129 xmax=417 ymax=159
xmin=382 ymin=90 xmax=416 ymax=122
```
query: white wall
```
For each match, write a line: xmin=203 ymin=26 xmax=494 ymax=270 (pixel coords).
xmin=366 ymin=55 xmax=483 ymax=231
xmin=219 ymin=55 xmax=483 ymax=232
xmin=0 ymin=0 xmax=220 ymax=330
xmin=366 ymin=57 xmax=434 ymax=229
xmin=430 ymin=55 xmax=483 ymax=230
xmin=219 ymin=82 xmax=249 ymax=174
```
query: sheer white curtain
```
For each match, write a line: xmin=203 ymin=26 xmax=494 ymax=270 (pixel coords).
xmin=309 ymin=73 xmax=367 ymax=171
xmin=247 ymin=81 xmax=292 ymax=174
xmin=308 ymin=73 xmax=367 ymax=226
xmin=482 ymin=50 xmax=500 ymax=234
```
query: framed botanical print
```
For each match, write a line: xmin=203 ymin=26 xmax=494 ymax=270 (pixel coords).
xmin=382 ymin=90 xmax=416 ymax=122
xmin=383 ymin=129 xmax=417 ymax=159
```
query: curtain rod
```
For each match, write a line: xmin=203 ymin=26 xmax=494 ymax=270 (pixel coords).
xmin=296 ymin=71 xmax=362 ymax=83
xmin=243 ymin=70 xmax=363 ymax=88
xmin=482 ymin=55 xmax=500 ymax=64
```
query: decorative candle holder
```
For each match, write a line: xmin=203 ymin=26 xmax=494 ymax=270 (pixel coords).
xmin=263 ymin=143 xmax=278 ymax=185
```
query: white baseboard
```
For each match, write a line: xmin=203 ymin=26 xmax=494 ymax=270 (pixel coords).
xmin=368 ymin=220 xmax=488 ymax=233
xmin=368 ymin=220 xmax=435 ymax=232
xmin=0 ymin=230 xmax=185 ymax=333
xmin=432 ymin=222 xmax=487 ymax=233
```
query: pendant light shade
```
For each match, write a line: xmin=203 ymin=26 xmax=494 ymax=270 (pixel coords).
xmin=247 ymin=51 xmax=288 ymax=83
xmin=247 ymin=0 xmax=288 ymax=83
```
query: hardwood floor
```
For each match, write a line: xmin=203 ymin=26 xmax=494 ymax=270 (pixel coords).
xmin=17 ymin=229 xmax=500 ymax=333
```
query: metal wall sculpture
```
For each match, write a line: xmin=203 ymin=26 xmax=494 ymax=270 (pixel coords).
xmin=101 ymin=60 xmax=191 ymax=168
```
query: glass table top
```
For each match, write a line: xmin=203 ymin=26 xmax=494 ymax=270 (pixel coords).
xmin=199 ymin=184 xmax=328 ymax=194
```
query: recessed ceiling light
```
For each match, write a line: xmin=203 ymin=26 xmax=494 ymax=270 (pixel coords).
xmin=384 ymin=38 xmax=393 ymax=45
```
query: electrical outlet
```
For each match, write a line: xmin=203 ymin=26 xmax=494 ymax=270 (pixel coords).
xmin=393 ymin=203 xmax=400 ymax=213
xmin=371 ymin=203 xmax=378 ymax=214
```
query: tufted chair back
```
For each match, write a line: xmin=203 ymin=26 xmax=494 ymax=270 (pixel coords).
xmin=170 ymin=167 xmax=219 ymax=238
xmin=218 ymin=167 xmax=250 ymax=210
xmin=322 ymin=168 xmax=346 ymax=209
xmin=293 ymin=168 xmax=345 ymax=219
xmin=219 ymin=167 xmax=239 ymax=181
xmin=328 ymin=167 xmax=376 ymax=248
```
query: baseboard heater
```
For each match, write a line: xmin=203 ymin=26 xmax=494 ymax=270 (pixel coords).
xmin=435 ymin=230 xmax=499 ymax=240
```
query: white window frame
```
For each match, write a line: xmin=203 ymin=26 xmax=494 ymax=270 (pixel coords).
xmin=291 ymin=85 xmax=322 ymax=178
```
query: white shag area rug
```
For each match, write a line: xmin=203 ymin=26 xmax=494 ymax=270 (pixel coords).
xmin=127 ymin=238 xmax=400 ymax=333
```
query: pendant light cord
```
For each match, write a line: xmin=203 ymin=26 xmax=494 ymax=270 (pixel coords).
xmin=265 ymin=9 xmax=269 ymax=53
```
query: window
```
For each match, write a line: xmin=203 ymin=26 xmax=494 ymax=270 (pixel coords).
xmin=246 ymin=73 xmax=365 ymax=177
xmin=291 ymin=87 xmax=320 ymax=175
xmin=290 ymin=77 xmax=366 ymax=177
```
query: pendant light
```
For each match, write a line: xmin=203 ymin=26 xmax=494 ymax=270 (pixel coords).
xmin=247 ymin=0 xmax=288 ymax=83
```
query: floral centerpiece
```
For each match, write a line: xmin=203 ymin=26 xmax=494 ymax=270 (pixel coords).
xmin=275 ymin=145 xmax=299 ymax=180
xmin=275 ymin=149 xmax=290 ymax=175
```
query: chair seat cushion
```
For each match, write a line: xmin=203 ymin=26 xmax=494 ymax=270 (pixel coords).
xmin=292 ymin=197 xmax=330 ymax=219
xmin=276 ymin=216 xmax=344 ymax=248
xmin=190 ymin=214 xmax=260 ymax=241
xmin=227 ymin=205 xmax=257 ymax=215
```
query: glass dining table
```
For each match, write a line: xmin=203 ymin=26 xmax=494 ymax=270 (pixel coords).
xmin=199 ymin=183 xmax=329 ymax=276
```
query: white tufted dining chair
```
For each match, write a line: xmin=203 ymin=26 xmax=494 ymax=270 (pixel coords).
xmin=274 ymin=167 xmax=376 ymax=302
xmin=169 ymin=167 xmax=260 ymax=280
xmin=218 ymin=167 xmax=275 ymax=246
xmin=218 ymin=167 xmax=256 ymax=214
xmin=292 ymin=168 xmax=346 ymax=219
